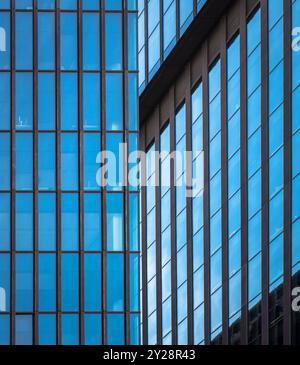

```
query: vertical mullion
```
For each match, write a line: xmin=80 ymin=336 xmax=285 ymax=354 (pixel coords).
xmin=283 ymin=0 xmax=292 ymax=345
xmin=77 ymin=0 xmax=84 ymax=346
xmin=261 ymin=0 xmax=269 ymax=345
xmin=202 ymin=41 xmax=210 ymax=345
xmin=221 ymin=16 xmax=229 ymax=345
xmin=33 ymin=0 xmax=39 ymax=345
xmin=10 ymin=0 xmax=16 ymax=346
xmin=185 ymin=64 xmax=194 ymax=345
xmin=240 ymin=0 xmax=248 ymax=345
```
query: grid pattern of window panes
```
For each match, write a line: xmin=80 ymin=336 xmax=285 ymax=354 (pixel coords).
xmin=146 ymin=144 xmax=157 ymax=344
xmin=292 ymin=0 xmax=300 ymax=344
xmin=247 ymin=9 xmax=262 ymax=344
xmin=191 ymin=83 xmax=205 ymax=345
xmin=227 ymin=35 xmax=242 ymax=344
xmin=268 ymin=0 xmax=284 ymax=344
xmin=209 ymin=60 xmax=222 ymax=341
xmin=175 ymin=104 xmax=188 ymax=345
xmin=160 ymin=125 xmax=172 ymax=344
xmin=0 ymin=0 xmax=139 ymax=346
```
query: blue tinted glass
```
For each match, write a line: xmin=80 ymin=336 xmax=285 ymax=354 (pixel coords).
xmin=162 ymin=298 xmax=172 ymax=337
xmin=84 ymin=254 xmax=101 ymax=311
xmin=105 ymin=14 xmax=122 ymax=70
xmin=105 ymin=0 xmax=122 ymax=9
xmin=228 ymin=71 xmax=240 ymax=118
xmin=248 ymin=254 xmax=262 ymax=301
xmin=269 ymin=62 xmax=284 ymax=113
xmin=0 ymin=194 xmax=10 ymax=250
xmin=248 ymin=128 xmax=261 ymax=177
xmin=60 ymin=13 xmax=77 ymax=70
xmin=148 ymin=0 xmax=159 ymax=34
xmin=85 ymin=314 xmax=101 ymax=345
xmin=209 ymin=94 xmax=221 ymax=139
xmin=15 ymin=315 xmax=32 ymax=345
xmin=180 ymin=0 xmax=193 ymax=28
xmin=129 ymin=133 xmax=139 ymax=191
xmin=84 ymin=194 xmax=101 ymax=251
xmin=38 ymin=13 xmax=55 ymax=70
xmin=269 ymin=148 xmax=284 ymax=198
xmin=0 ymin=13 xmax=10 ymax=69
xmin=209 ymin=60 xmax=221 ymax=102
xmin=209 ymin=132 xmax=221 ymax=177
xmin=194 ymin=266 xmax=204 ymax=308
xmin=269 ymin=105 xmax=283 ymax=155
xmin=177 ymin=283 xmax=187 ymax=322
xmin=130 ymin=254 xmax=139 ymax=311
xmin=248 ymin=170 xmax=261 ymax=218
xmin=16 ymin=73 xmax=33 ymax=130
xmin=60 ymin=0 xmax=77 ymax=9
xmin=84 ymin=133 xmax=100 ymax=189
xmin=162 ymin=262 xmax=172 ymax=299
xmin=0 ymin=73 xmax=10 ymax=129
xmin=83 ymin=13 xmax=100 ymax=70
xmin=83 ymin=0 xmax=99 ymax=10
xmin=229 ymin=272 xmax=241 ymax=317
xmin=0 ymin=315 xmax=10 ymax=345
xmin=16 ymin=0 xmax=32 ymax=8
xmin=61 ymin=194 xmax=79 ymax=251
xmin=37 ymin=0 xmax=55 ymax=9
xmin=107 ymin=314 xmax=124 ymax=345
xmin=129 ymin=194 xmax=139 ymax=251
xmin=148 ymin=311 xmax=157 ymax=344
xmin=268 ymin=0 xmax=283 ymax=29
xmin=38 ymin=194 xmax=56 ymax=250
xmin=228 ymin=36 xmax=240 ymax=79
xmin=293 ymin=131 xmax=300 ymax=178
xmin=107 ymin=254 xmax=124 ymax=311
xmin=211 ymin=288 xmax=222 ymax=332
xmin=61 ymin=254 xmax=79 ymax=311
xmin=83 ymin=74 xmax=100 ymax=130
xmin=292 ymin=86 xmax=300 ymax=134
xmin=16 ymin=254 xmax=33 ymax=312
xmin=292 ymin=219 xmax=300 ymax=267
xmin=176 ymin=104 xmax=186 ymax=143
xmin=269 ymin=19 xmax=283 ymax=72
xmin=16 ymin=12 xmax=32 ymax=69
xmin=178 ymin=319 xmax=188 ymax=345
xmin=210 ymin=172 xmax=221 ymax=216
xmin=162 ymin=226 xmax=171 ymax=266
xmin=38 ymin=133 xmax=56 ymax=190
xmin=293 ymin=174 xmax=300 ymax=221
xmin=61 ymin=73 xmax=78 ymax=130
xmin=39 ymin=254 xmax=56 ymax=311
xmin=38 ymin=73 xmax=55 ymax=130
xmin=0 ymin=254 xmax=10 ymax=311
xmin=148 ymin=26 xmax=160 ymax=75
xmin=247 ymin=46 xmax=261 ymax=96
xmin=0 ymin=134 xmax=10 ymax=190
xmin=61 ymin=314 xmax=79 ymax=345
xmin=229 ymin=231 xmax=241 ymax=277
xmin=247 ymin=10 xmax=261 ymax=56
xmin=164 ymin=1 xmax=176 ymax=52
xmin=248 ymin=212 xmax=262 ymax=260
xmin=194 ymin=304 xmax=204 ymax=344
xmin=130 ymin=314 xmax=139 ymax=345
xmin=147 ymin=277 xmax=156 ymax=315
xmin=228 ymin=191 xmax=241 ymax=237
xmin=210 ymin=210 xmax=221 ymax=253
xmin=228 ymin=151 xmax=240 ymax=198
xmin=128 ymin=74 xmax=138 ymax=130
xmin=269 ymin=191 xmax=284 ymax=241
xmin=210 ymin=249 xmax=222 ymax=292
xmin=106 ymin=74 xmax=123 ymax=130
xmin=269 ymin=233 xmax=283 ymax=285
xmin=16 ymin=193 xmax=33 ymax=251
xmin=147 ymin=243 xmax=156 ymax=282
xmin=193 ymin=228 xmax=204 ymax=271
xmin=247 ymin=86 xmax=261 ymax=136
xmin=128 ymin=14 xmax=137 ymax=71
xmin=176 ymin=209 xmax=187 ymax=250
xmin=61 ymin=133 xmax=78 ymax=190
xmin=228 ymin=112 xmax=240 ymax=159
xmin=39 ymin=314 xmax=56 ymax=345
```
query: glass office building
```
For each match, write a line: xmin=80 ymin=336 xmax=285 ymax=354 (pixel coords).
xmin=0 ymin=0 xmax=139 ymax=345
xmin=140 ymin=0 xmax=300 ymax=345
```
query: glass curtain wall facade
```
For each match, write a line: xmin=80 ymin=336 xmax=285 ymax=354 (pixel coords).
xmin=0 ymin=0 xmax=139 ymax=345
xmin=140 ymin=0 xmax=300 ymax=345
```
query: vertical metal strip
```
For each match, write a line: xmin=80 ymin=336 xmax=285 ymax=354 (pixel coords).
xmin=239 ymin=0 xmax=248 ymax=345
xmin=283 ymin=0 xmax=292 ymax=345
xmin=220 ymin=15 xmax=229 ymax=345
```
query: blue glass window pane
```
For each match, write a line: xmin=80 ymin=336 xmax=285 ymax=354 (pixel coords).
xmin=148 ymin=0 xmax=159 ymax=34
xmin=176 ymin=209 xmax=187 ymax=250
xmin=16 ymin=0 xmax=32 ymax=8
xmin=162 ymin=297 xmax=172 ymax=337
xmin=38 ymin=13 xmax=55 ymax=70
xmin=105 ymin=0 xmax=122 ymax=10
xmin=209 ymin=94 xmax=221 ymax=139
xmin=129 ymin=194 xmax=139 ymax=251
xmin=177 ymin=283 xmax=187 ymax=323
xmin=268 ymin=0 xmax=283 ymax=29
xmin=229 ymin=272 xmax=241 ymax=318
xmin=38 ymin=254 xmax=56 ymax=311
xmin=292 ymin=219 xmax=300 ymax=267
xmin=247 ymin=10 xmax=261 ymax=56
xmin=83 ymin=74 xmax=100 ymax=130
xmin=228 ymin=112 xmax=240 ymax=159
xmin=228 ymin=191 xmax=241 ymax=238
xmin=180 ymin=0 xmax=193 ymax=29
xmin=164 ymin=1 xmax=176 ymax=51
xmin=16 ymin=254 xmax=33 ymax=312
xmin=0 ymin=73 xmax=10 ymax=129
xmin=0 ymin=254 xmax=10 ymax=311
xmin=210 ymin=171 xmax=221 ymax=216
xmin=211 ymin=288 xmax=222 ymax=333
xmin=107 ymin=314 xmax=124 ymax=345
xmin=269 ymin=19 xmax=283 ymax=72
xmin=60 ymin=13 xmax=77 ymax=70
xmin=37 ymin=0 xmax=55 ymax=9
xmin=83 ymin=14 xmax=100 ymax=70
xmin=176 ymin=104 xmax=186 ymax=143
xmin=247 ymin=45 xmax=261 ymax=96
xmin=61 ymin=314 xmax=79 ymax=345
xmin=209 ymin=132 xmax=221 ymax=177
xmin=84 ymin=194 xmax=101 ymax=251
xmin=61 ymin=133 xmax=78 ymax=190
xmin=162 ymin=262 xmax=172 ymax=299
xmin=269 ymin=62 xmax=284 ymax=114
xmin=128 ymin=74 xmax=138 ymax=130
xmin=85 ymin=314 xmax=101 ymax=345
xmin=193 ymin=192 xmax=203 ymax=233
xmin=16 ymin=13 xmax=32 ymax=69
xmin=178 ymin=319 xmax=188 ymax=345
xmin=293 ymin=174 xmax=300 ymax=221
xmin=61 ymin=194 xmax=79 ymax=251
xmin=248 ymin=254 xmax=262 ymax=301
xmin=194 ymin=304 xmax=204 ymax=345
xmin=147 ymin=277 xmax=156 ymax=315
xmin=0 ymin=194 xmax=10 ymax=250
xmin=210 ymin=210 xmax=221 ymax=254
xmin=193 ymin=228 xmax=204 ymax=271
xmin=107 ymin=254 xmax=124 ymax=311
xmin=0 ymin=134 xmax=10 ymax=190
xmin=38 ymin=133 xmax=56 ymax=190
xmin=84 ymin=254 xmax=101 ymax=311
xmin=248 ymin=170 xmax=261 ymax=218
xmin=0 ymin=315 xmax=10 ymax=345
xmin=248 ymin=212 xmax=262 ymax=260
xmin=148 ymin=26 xmax=160 ymax=75
xmin=38 ymin=194 xmax=56 ymax=251
xmin=130 ymin=254 xmax=139 ymax=311
xmin=269 ymin=191 xmax=284 ymax=241
xmin=84 ymin=133 xmax=100 ymax=189
xmin=229 ymin=231 xmax=241 ymax=277
xmin=147 ymin=243 xmax=156 ymax=281
xmin=83 ymin=0 xmax=99 ymax=10
xmin=60 ymin=0 xmax=77 ymax=9
xmin=248 ymin=128 xmax=261 ymax=177
xmin=269 ymin=105 xmax=283 ymax=156
xmin=293 ymin=131 xmax=300 ymax=178
xmin=269 ymin=148 xmax=284 ymax=198
xmin=228 ymin=36 xmax=240 ymax=79
xmin=247 ymin=86 xmax=261 ymax=136
xmin=210 ymin=249 xmax=222 ymax=292
xmin=105 ymin=14 xmax=122 ymax=70
xmin=227 ymin=71 xmax=240 ymax=119
xmin=209 ymin=60 xmax=221 ymax=102
xmin=130 ymin=314 xmax=139 ymax=345
xmin=107 ymin=193 xmax=124 ymax=251
xmin=16 ymin=73 xmax=33 ymax=130
xmin=292 ymin=86 xmax=300 ymax=134
xmin=39 ymin=314 xmax=56 ymax=345
xmin=269 ymin=233 xmax=283 ymax=285
xmin=15 ymin=315 xmax=32 ymax=345
xmin=148 ymin=311 xmax=157 ymax=344
xmin=16 ymin=194 xmax=33 ymax=251
xmin=106 ymin=74 xmax=123 ymax=130
xmin=61 ymin=73 xmax=78 ymax=130
xmin=162 ymin=226 xmax=171 ymax=266
xmin=61 ymin=254 xmax=79 ymax=311
xmin=228 ymin=151 xmax=240 ymax=198
xmin=38 ymin=73 xmax=55 ymax=130
xmin=0 ymin=13 xmax=10 ymax=69
xmin=194 ymin=266 xmax=204 ymax=308
xmin=128 ymin=13 xmax=137 ymax=71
